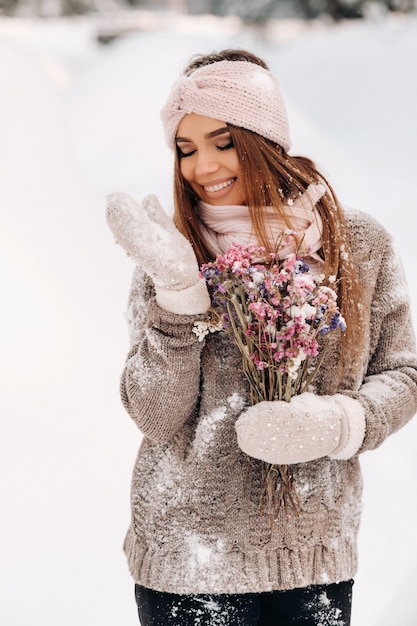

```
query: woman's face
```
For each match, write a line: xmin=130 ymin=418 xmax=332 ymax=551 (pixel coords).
xmin=176 ymin=113 xmax=245 ymax=206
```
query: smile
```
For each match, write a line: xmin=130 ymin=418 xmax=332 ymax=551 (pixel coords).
xmin=203 ymin=178 xmax=236 ymax=193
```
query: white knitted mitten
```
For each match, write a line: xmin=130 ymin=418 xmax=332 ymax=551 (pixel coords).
xmin=235 ymin=392 xmax=366 ymax=465
xmin=106 ymin=192 xmax=210 ymax=315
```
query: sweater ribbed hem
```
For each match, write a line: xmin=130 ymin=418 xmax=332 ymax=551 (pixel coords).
xmin=123 ymin=526 xmax=358 ymax=595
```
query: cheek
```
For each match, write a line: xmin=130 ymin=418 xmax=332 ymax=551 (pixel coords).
xmin=227 ymin=151 xmax=242 ymax=176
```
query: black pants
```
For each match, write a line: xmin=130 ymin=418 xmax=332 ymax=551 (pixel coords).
xmin=135 ymin=580 xmax=353 ymax=625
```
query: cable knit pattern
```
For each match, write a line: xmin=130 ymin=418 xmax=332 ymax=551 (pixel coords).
xmin=120 ymin=208 xmax=417 ymax=595
xmin=160 ymin=60 xmax=291 ymax=151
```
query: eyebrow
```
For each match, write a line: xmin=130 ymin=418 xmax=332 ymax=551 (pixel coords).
xmin=176 ymin=126 xmax=230 ymax=143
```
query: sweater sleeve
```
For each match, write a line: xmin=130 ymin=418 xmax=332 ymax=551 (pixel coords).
xmin=120 ymin=267 xmax=206 ymax=443
xmin=345 ymin=237 xmax=417 ymax=453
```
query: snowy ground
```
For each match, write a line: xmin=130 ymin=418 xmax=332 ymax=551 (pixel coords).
xmin=1 ymin=9 xmax=417 ymax=625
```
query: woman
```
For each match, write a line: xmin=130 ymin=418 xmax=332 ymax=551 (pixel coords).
xmin=106 ymin=49 xmax=417 ymax=625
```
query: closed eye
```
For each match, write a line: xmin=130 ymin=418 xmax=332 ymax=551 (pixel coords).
xmin=177 ymin=147 xmax=196 ymax=158
xmin=176 ymin=136 xmax=234 ymax=158
xmin=217 ymin=140 xmax=234 ymax=151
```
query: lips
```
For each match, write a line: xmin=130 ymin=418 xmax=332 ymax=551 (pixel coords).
xmin=203 ymin=178 xmax=236 ymax=193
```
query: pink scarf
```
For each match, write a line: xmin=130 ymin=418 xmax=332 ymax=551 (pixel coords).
xmin=198 ymin=183 xmax=326 ymax=274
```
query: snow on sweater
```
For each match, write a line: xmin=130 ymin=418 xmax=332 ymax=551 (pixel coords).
xmin=119 ymin=208 xmax=417 ymax=595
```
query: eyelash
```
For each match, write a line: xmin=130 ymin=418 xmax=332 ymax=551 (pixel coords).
xmin=177 ymin=149 xmax=195 ymax=159
xmin=178 ymin=140 xmax=234 ymax=159
xmin=218 ymin=140 xmax=234 ymax=152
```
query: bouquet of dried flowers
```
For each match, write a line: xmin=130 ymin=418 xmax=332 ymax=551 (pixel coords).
xmin=193 ymin=240 xmax=346 ymax=517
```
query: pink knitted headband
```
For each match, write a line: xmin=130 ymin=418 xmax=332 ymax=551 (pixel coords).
xmin=160 ymin=60 xmax=291 ymax=152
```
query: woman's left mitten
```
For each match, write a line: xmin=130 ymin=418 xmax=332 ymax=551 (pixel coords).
xmin=235 ymin=392 xmax=365 ymax=465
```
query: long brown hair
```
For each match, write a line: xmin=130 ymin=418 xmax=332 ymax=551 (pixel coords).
xmin=172 ymin=49 xmax=364 ymax=377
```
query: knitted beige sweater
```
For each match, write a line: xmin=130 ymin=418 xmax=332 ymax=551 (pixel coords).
xmin=120 ymin=208 xmax=417 ymax=595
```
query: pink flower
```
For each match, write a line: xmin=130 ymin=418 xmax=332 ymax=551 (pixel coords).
xmin=200 ymin=243 xmax=345 ymax=399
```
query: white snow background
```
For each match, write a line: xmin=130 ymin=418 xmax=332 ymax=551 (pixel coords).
xmin=1 ymin=9 xmax=417 ymax=625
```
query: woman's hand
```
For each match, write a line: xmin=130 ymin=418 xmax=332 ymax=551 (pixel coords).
xmin=106 ymin=192 xmax=210 ymax=315
xmin=235 ymin=392 xmax=365 ymax=465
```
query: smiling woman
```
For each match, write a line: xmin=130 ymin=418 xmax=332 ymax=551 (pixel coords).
xmin=175 ymin=114 xmax=246 ymax=206
xmin=105 ymin=48 xmax=417 ymax=626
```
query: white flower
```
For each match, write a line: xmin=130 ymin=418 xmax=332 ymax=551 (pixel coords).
xmin=288 ymin=350 xmax=307 ymax=378
xmin=252 ymin=271 xmax=265 ymax=284
xmin=290 ymin=305 xmax=303 ymax=319
xmin=192 ymin=321 xmax=210 ymax=341
xmin=290 ymin=303 xmax=316 ymax=321
xmin=265 ymin=323 xmax=276 ymax=337
xmin=192 ymin=318 xmax=223 ymax=342
xmin=317 ymin=285 xmax=338 ymax=300
xmin=313 ymin=273 xmax=325 ymax=284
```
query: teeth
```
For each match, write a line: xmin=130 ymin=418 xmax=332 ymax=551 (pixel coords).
xmin=204 ymin=179 xmax=235 ymax=193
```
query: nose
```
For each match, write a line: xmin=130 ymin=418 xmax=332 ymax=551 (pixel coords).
xmin=194 ymin=150 xmax=219 ymax=177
